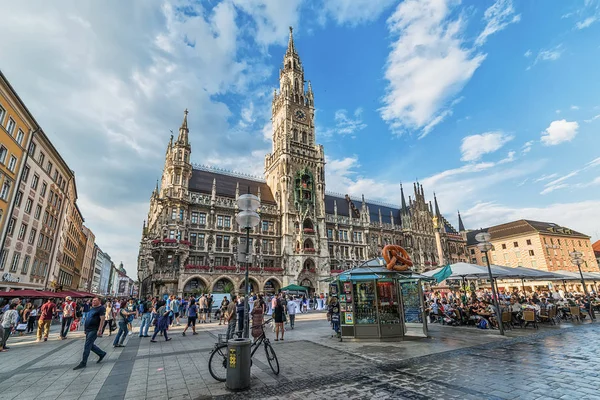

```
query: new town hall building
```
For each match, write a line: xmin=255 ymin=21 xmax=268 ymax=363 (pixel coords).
xmin=137 ymin=29 xmax=467 ymax=298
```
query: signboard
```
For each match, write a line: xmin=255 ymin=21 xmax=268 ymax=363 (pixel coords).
xmin=344 ymin=312 xmax=353 ymax=324
xmin=2 ymin=273 xmax=20 ymax=283
xmin=400 ymin=282 xmax=422 ymax=323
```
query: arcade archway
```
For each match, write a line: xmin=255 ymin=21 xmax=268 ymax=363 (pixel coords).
xmin=238 ymin=278 xmax=259 ymax=295
xmin=263 ymin=278 xmax=281 ymax=295
xmin=212 ymin=277 xmax=235 ymax=294
xmin=182 ymin=277 xmax=207 ymax=297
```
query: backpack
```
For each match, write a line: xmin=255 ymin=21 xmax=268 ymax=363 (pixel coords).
xmin=477 ymin=319 xmax=489 ymax=329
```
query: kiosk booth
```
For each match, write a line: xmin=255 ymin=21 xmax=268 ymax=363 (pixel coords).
xmin=330 ymin=257 xmax=431 ymax=340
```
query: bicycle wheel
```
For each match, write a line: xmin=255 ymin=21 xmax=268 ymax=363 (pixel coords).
xmin=208 ymin=344 xmax=228 ymax=382
xmin=264 ymin=342 xmax=279 ymax=375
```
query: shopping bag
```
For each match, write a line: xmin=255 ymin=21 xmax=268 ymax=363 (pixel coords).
xmin=15 ymin=323 xmax=27 ymax=331
xmin=70 ymin=319 xmax=79 ymax=331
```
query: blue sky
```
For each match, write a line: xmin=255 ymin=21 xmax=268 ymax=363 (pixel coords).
xmin=1 ymin=0 xmax=599 ymax=277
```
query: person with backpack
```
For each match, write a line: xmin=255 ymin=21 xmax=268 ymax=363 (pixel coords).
xmin=138 ymin=297 xmax=152 ymax=338
xmin=60 ymin=296 xmax=77 ymax=340
xmin=113 ymin=300 xmax=133 ymax=347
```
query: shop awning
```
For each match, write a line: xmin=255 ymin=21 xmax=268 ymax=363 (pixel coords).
xmin=423 ymin=262 xmax=492 ymax=279
xmin=0 ymin=289 xmax=57 ymax=298
xmin=552 ymin=270 xmax=600 ymax=280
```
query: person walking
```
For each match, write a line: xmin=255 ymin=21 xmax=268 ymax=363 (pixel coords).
xmin=182 ymin=299 xmax=198 ymax=336
xmin=27 ymin=304 xmax=38 ymax=334
xmin=207 ymin=294 xmax=214 ymax=323
xmin=150 ymin=301 xmax=172 ymax=342
xmin=81 ymin=300 xmax=90 ymax=327
xmin=73 ymin=297 xmax=107 ymax=370
xmin=126 ymin=299 xmax=136 ymax=336
xmin=171 ymin=297 xmax=181 ymax=326
xmin=113 ymin=300 xmax=132 ymax=348
xmin=199 ymin=295 xmax=207 ymax=324
xmin=60 ymin=296 xmax=77 ymax=340
xmin=138 ymin=297 xmax=152 ymax=338
xmin=218 ymin=296 xmax=229 ymax=325
xmin=1 ymin=303 xmax=19 ymax=351
xmin=251 ymin=300 xmax=264 ymax=343
xmin=101 ymin=301 xmax=115 ymax=336
xmin=22 ymin=303 xmax=33 ymax=335
xmin=287 ymin=296 xmax=297 ymax=329
xmin=236 ymin=296 xmax=246 ymax=336
xmin=37 ymin=298 xmax=56 ymax=342
xmin=225 ymin=295 xmax=237 ymax=340
xmin=273 ymin=297 xmax=285 ymax=341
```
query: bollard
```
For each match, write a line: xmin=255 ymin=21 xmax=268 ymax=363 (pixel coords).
xmin=225 ymin=338 xmax=252 ymax=391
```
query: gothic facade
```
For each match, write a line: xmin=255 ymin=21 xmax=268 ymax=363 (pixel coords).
xmin=137 ymin=28 xmax=467 ymax=298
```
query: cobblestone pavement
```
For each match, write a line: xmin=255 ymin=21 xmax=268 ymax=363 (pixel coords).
xmin=217 ymin=322 xmax=600 ymax=400
xmin=0 ymin=313 xmax=597 ymax=400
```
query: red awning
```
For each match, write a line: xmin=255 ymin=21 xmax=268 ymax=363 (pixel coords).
xmin=55 ymin=290 xmax=98 ymax=298
xmin=0 ymin=289 xmax=57 ymax=298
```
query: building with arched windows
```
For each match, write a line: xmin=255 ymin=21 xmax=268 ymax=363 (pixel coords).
xmin=137 ymin=28 xmax=467 ymax=298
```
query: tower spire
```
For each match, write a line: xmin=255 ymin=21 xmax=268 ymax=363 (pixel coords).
xmin=434 ymin=192 xmax=441 ymax=217
xmin=287 ymin=26 xmax=296 ymax=55
xmin=177 ymin=109 xmax=189 ymax=145
xmin=400 ymin=183 xmax=407 ymax=213
xmin=458 ymin=211 xmax=465 ymax=232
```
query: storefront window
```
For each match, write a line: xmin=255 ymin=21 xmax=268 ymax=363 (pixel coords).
xmin=377 ymin=281 xmax=400 ymax=324
xmin=353 ymin=282 xmax=376 ymax=324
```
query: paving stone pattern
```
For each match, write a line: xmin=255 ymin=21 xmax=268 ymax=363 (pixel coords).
xmin=0 ymin=314 xmax=598 ymax=400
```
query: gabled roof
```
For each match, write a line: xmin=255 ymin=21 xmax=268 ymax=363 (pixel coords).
xmin=592 ymin=240 xmax=600 ymax=254
xmin=489 ymin=219 xmax=589 ymax=240
xmin=188 ymin=167 xmax=276 ymax=204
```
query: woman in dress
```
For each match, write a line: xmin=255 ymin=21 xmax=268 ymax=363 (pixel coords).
xmin=273 ymin=296 xmax=285 ymax=341
xmin=21 ymin=303 xmax=33 ymax=336
xmin=150 ymin=300 xmax=172 ymax=342
xmin=251 ymin=298 xmax=265 ymax=343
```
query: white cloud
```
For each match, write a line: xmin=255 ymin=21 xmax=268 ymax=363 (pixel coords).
xmin=380 ymin=0 xmax=486 ymax=136
xmin=522 ymin=140 xmax=534 ymax=154
xmin=571 ymin=105 xmax=580 ymax=110
xmin=541 ymin=119 xmax=579 ymax=145
xmin=527 ymin=44 xmax=564 ymax=69
xmin=320 ymin=0 xmax=396 ymax=26
xmin=524 ymin=49 xmax=532 ymax=57
xmin=538 ymin=157 xmax=600 ymax=194
xmin=534 ymin=173 xmax=559 ymax=183
xmin=584 ymin=114 xmax=600 ymax=123
xmin=380 ymin=0 xmax=518 ymax=138
xmin=476 ymin=0 xmax=521 ymax=46
xmin=325 ymin=156 xmax=396 ymax=201
xmin=576 ymin=16 xmax=598 ymax=29
xmin=333 ymin=108 xmax=367 ymax=136
xmin=0 ymin=1 xmax=303 ymax=277
xmin=464 ymin=200 xmax=600 ymax=241
xmin=460 ymin=131 xmax=514 ymax=162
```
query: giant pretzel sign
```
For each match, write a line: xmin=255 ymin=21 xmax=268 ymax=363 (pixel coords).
xmin=382 ymin=244 xmax=413 ymax=271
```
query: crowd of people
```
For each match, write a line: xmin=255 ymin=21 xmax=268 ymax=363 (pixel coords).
xmin=425 ymin=287 xmax=599 ymax=330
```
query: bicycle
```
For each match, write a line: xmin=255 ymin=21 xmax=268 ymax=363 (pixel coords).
xmin=208 ymin=318 xmax=279 ymax=382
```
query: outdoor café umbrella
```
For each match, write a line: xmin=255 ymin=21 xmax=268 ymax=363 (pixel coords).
xmin=280 ymin=284 xmax=308 ymax=292
xmin=423 ymin=262 xmax=492 ymax=283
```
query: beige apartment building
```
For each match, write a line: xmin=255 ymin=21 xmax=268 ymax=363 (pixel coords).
xmin=80 ymin=225 xmax=96 ymax=291
xmin=0 ymin=70 xmax=37 ymax=289
xmin=467 ymin=220 xmax=599 ymax=273
xmin=0 ymin=130 xmax=74 ymax=291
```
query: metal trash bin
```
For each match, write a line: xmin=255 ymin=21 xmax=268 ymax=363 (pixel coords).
xmin=225 ymin=338 xmax=252 ymax=391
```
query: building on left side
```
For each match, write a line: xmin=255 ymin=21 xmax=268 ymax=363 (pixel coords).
xmin=0 ymin=69 xmax=97 ymax=292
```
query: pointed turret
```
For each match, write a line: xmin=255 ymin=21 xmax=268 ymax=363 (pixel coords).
xmin=434 ymin=193 xmax=441 ymax=217
xmin=177 ymin=109 xmax=189 ymax=145
xmin=286 ymin=26 xmax=296 ymax=55
xmin=458 ymin=211 xmax=465 ymax=232
xmin=400 ymin=183 xmax=407 ymax=213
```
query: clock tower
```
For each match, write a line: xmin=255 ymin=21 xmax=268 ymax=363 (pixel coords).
xmin=265 ymin=27 xmax=328 ymax=292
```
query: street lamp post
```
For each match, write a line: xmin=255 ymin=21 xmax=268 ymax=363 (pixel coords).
xmin=236 ymin=192 xmax=261 ymax=339
xmin=475 ymin=232 xmax=505 ymax=335
xmin=570 ymin=251 xmax=595 ymax=321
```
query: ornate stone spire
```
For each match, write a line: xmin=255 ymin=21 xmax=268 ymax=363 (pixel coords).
xmin=458 ymin=211 xmax=465 ymax=232
xmin=434 ymin=192 xmax=441 ymax=218
xmin=400 ymin=183 xmax=407 ymax=213
xmin=177 ymin=109 xmax=189 ymax=145
xmin=287 ymin=26 xmax=296 ymax=55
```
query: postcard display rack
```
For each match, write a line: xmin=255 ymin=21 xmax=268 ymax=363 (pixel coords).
xmin=339 ymin=279 xmax=405 ymax=339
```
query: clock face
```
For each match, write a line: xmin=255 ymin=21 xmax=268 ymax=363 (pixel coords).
xmin=295 ymin=109 xmax=306 ymax=121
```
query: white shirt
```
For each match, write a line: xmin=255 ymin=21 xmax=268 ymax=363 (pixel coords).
xmin=1 ymin=309 xmax=18 ymax=328
xmin=287 ymin=301 xmax=297 ymax=315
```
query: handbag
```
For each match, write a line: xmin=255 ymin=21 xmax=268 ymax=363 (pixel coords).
xmin=15 ymin=323 xmax=27 ymax=331
xmin=70 ymin=319 xmax=79 ymax=331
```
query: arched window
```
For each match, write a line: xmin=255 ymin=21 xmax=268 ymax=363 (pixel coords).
xmin=302 ymin=131 xmax=307 ymax=143
xmin=295 ymin=94 xmax=299 ymax=103
xmin=293 ymin=129 xmax=298 ymax=141
xmin=294 ymin=79 xmax=298 ymax=90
